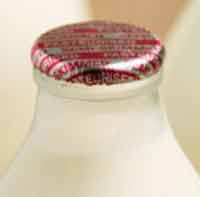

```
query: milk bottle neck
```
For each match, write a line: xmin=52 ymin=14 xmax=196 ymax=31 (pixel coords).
xmin=29 ymin=70 xmax=167 ymax=156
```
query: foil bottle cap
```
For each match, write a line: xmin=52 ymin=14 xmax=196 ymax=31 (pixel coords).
xmin=31 ymin=20 xmax=165 ymax=86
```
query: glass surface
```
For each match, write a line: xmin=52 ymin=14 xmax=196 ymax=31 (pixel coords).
xmin=0 ymin=70 xmax=199 ymax=197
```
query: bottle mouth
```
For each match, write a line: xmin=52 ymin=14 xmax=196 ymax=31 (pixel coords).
xmin=31 ymin=21 xmax=165 ymax=88
xmin=33 ymin=67 xmax=163 ymax=102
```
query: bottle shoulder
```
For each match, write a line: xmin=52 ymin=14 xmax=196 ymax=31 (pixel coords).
xmin=0 ymin=128 xmax=199 ymax=197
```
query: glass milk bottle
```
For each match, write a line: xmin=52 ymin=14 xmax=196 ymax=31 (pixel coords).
xmin=0 ymin=21 xmax=200 ymax=197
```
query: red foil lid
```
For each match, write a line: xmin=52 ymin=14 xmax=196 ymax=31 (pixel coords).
xmin=31 ymin=20 xmax=165 ymax=86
